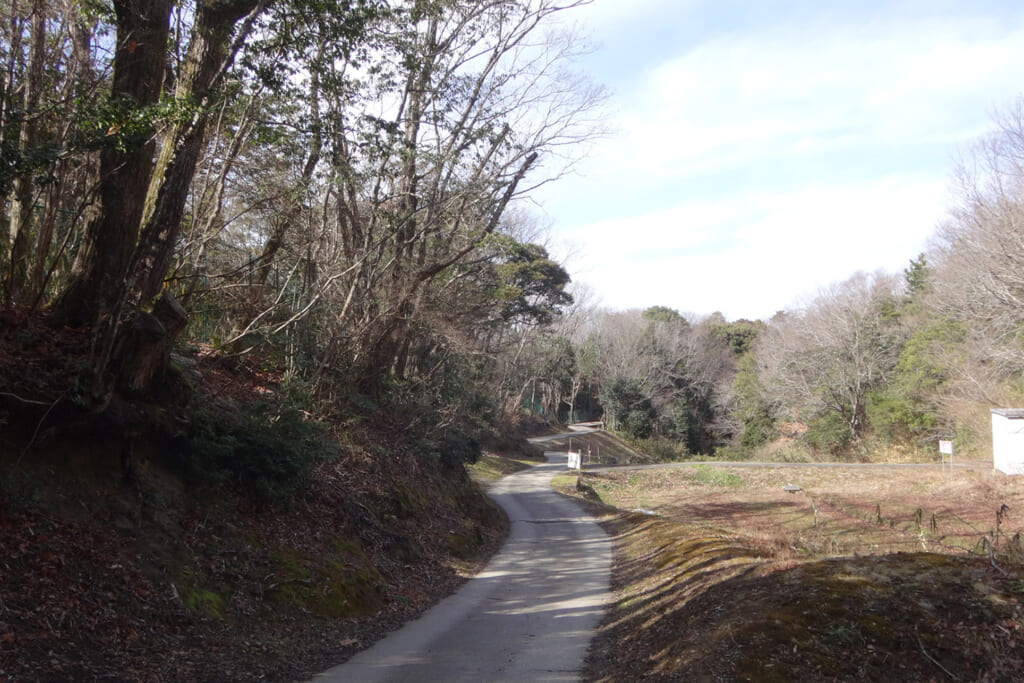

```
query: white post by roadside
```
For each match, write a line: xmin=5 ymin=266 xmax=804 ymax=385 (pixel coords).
xmin=567 ymin=445 xmax=583 ymax=489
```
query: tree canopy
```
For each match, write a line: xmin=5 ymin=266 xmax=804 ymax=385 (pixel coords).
xmin=0 ymin=0 xmax=602 ymax=473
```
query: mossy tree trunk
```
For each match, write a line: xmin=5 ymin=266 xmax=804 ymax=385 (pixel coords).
xmin=51 ymin=0 xmax=174 ymax=327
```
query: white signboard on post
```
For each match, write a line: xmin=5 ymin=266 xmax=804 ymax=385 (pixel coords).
xmin=567 ymin=451 xmax=581 ymax=470
xmin=939 ymin=439 xmax=954 ymax=471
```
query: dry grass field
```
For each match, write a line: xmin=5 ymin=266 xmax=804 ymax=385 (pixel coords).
xmin=557 ymin=462 xmax=1024 ymax=681
xmin=584 ymin=463 xmax=1023 ymax=558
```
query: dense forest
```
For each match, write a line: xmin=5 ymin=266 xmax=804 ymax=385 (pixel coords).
xmin=0 ymin=0 xmax=602 ymax=482
xmin=534 ymin=102 xmax=1024 ymax=463
xmin=1 ymin=3 xmax=606 ymax=677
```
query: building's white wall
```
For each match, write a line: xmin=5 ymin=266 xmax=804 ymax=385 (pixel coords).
xmin=992 ymin=413 xmax=1024 ymax=475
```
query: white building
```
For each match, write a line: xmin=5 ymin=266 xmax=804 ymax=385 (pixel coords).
xmin=990 ymin=409 xmax=1024 ymax=475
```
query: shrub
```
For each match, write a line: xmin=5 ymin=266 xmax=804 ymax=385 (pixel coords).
xmin=623 ymin=410 xmax=653 ymax=439
xmin=439 ymin=428 xmax=483 ymax=468
xmin=627 ymin=435 xmax=689 ymax=462
xmin=804 ymin=412 xmax=854 ymax=455
xmin=714 ymin=445 xmax=751 ymax=461
xmin=738 ymin=408 xmax=775 ymax=450
xmin=176 ymin=388 xmax=335 ymax=502
xmin=865 ymin=390 xmax=936 ymax=444
xmin=416 ymin=428 xmax=483 ymax=469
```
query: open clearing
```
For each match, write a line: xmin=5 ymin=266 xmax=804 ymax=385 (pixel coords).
xmin=582 ymin=463 xmax=1020 ymax=558
xmin=556 ymin=462 xmax=1024 ymax=681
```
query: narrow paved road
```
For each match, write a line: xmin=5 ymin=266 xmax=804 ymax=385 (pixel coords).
xmin=315 ymin=449 xmax=611 ymax=682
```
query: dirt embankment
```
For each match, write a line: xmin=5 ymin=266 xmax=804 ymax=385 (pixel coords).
xmin=539 ymin=430 xmax=650 ymax=465
xmin=1 ymin=435 xmax=511 ymax=682
xmin=0 ymin=315 xmax=515 ymax=681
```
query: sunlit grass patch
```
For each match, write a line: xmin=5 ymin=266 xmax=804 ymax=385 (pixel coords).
xmin=687 ymin=464 xmax=744 ymax=488
xmin=468 ymin=453 xmax=536 ymax=486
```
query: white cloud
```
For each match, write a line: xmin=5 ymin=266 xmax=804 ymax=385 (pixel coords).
xmin=611 ymin=17 xmax=1024 ymax=177
xmin=562 ymin=202 xmax=735 ymax=256
xmin=563 ymin=175 xmax=948 ymax=320
xmin=536 ymin=3 xmax=1024 ymax=320
xmin=561 ymin=0 xmax=695 ymax=32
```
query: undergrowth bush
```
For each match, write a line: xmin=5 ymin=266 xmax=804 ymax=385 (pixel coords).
xmin=621 ymin=434 xmax=691 ymax=462
xmin=416 ymin=428 xmax=483 ymax=468
xmin=384 ymin=369 xmax=489 ymax=469
xmin=714 ymin=445 xmax=753 ymax=461
xmin=804 ymin=412 xmax=854 ymax=455
xmin=756 ymin=439 xmax=815 ymax=463
xmin=176 ymin=385 xmax=335 ymax=502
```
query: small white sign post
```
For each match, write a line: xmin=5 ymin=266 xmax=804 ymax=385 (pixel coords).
xmin=567 ymin=447 xmax=583 ymax=490
xmin=939 ymin=439 xmax=954 ymax=471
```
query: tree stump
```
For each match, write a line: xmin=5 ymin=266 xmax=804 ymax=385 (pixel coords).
xmin=117 ymin=292 xmax=189 ymax=395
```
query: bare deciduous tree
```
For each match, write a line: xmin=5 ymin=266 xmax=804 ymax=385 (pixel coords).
xmin=758 ymin=271 xmax=903 ymax=440
xmin=933 ymin=99 xmax=1024 ymax=377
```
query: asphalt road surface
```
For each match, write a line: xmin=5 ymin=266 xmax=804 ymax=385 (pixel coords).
xmin=314 ymin=449 xmax=611 ymax=682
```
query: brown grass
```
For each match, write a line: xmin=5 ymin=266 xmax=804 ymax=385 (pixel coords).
xmin=562 ymin=462 xmax=1024 ymax=681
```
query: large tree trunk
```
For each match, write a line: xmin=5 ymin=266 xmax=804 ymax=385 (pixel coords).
xmin=132 ymin=0 xmax=265 ymax=305
xmin=50 ymin=0 xmax=268 ymax=408
xmin=51 ymin=0 xmax=174 ymax=326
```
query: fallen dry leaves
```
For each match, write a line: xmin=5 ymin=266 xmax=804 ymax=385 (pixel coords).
xmin=0 ymin=311 xmax=508 ymax=681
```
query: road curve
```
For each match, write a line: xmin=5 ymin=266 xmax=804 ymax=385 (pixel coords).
xmin=314 ymin=450 xmax=611 ymax=682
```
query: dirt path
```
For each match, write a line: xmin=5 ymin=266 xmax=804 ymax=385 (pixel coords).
xmin=314 ymin=449 xmax=611 ymax=682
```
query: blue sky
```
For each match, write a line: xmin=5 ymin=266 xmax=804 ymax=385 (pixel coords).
xmin=535 ymin=0 xmax=1024 ymax=321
